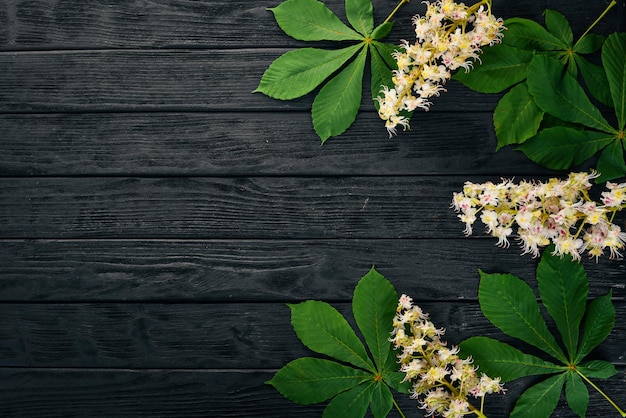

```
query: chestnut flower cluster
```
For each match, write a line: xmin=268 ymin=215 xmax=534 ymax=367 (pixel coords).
xmin=391 ymin=294 xmax=504 ymax=418
xmin=377 ymin=0 xmax=504 ymax=137
xmin=451 ymin=172 xmax=626 ymax=261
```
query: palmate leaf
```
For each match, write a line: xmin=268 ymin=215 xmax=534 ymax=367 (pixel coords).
xmin=269 ymin=0 xmax=362 ymax=41
xmin=493 ymin=82 xmax=544 ymax=149
xmin=259 ymin=0 xmax=397 ymax=142
xmin=267 ymin=357 xmax=370 ymax=404
xmin=271 ymin=267 xmax=407 ymax=418
xmin=352 ymin=266 xmax=398 ymax=371
xmin=476 ymin=8 xmax=623 ymax=177
xmin=603 ymin=32 xmax=626 ymax=130
xmin=289 ymin=299 xmax=375 ymax=372
xmin=254 ymin=45 xmax=362 ymax=100
xmin=510 ymin=373 xmax=567 ymax=418
xmin=471 ymin=253 xmax=620 ymax=418
xmin=478 ymin=270 xmax=568 ymax=363
xmin=459 ymin=336 xmax=563 ymax=382
xmin=313 ymin=46 xmax=368 ymax=142
xmin=536 ymin=249 xmax=588 ymax=361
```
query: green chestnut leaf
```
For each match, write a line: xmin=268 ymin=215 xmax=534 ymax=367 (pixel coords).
xmin=577 ymin=360 xmax=618 ymax=379
xmin=573 ymin=33 xmax=605 ymax=54
xmin=478 ymin=270 xmax=567 ymax=363
xmin=596 ymin=140 xmax=626 ymax=183
xmin=465 ymin=252 xmax=620 ymax=418
xmin=254 ymin=45 xmax=362 ymax=100
xmin=527 ymin=54 xmax=614 ymax=134
xmin=369 ymin=382 xmax=393 ymax=418
xmin=603 ymin=32 xmax=626 ymax=130
xmin=453 ymin=43 xmax=533 ymax=93
xmin=322 ymin=381 xmax=374 ymax=418
xmin=346 ymin=0 xmax=374 ymax=37
xmin=510 ymin=374 xmax=567 ymax=418
xmin=493 ymin=82 xmax=544 ymax=149
xmin=536 ymin=250 xmax=588 ymax=361
xmin=289 ymin=298 xmax=374 ymax=371
xmin=518 ymin=126 xmax=614 ymax=170
xmin=576 ymin=291 xmax=615 ymax=363
xmin=544 ymin=9 xmax=573 ymax=46
xmin=459 ymin=336 xmax=562 ymax=382
xmin=269 ymin=267 xmax=409 ymax=418
xmin=267 ymin=357 xmax=370 ymax=404
xmin=371 ymin=22 xmax=393 ymax=40
xmin=565 ymin=371 xmax=589 ymax=418
xmin=313 ymin=46 xmax=368 ymax=142
xmin=269 ymin=0 xmax=362 ymax=41
xmin=352 ymin=266 xmax=398 ymax=371
xmin=503 ymin=17 xmax=566 ymax=51
xmin=575 ymin=54 xmax=613 ymax=107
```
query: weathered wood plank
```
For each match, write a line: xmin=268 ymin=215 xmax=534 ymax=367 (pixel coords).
xmin=7 ymin=176 xmax=620 ymax=239
xmin=0 ymin=3 xmax=623 ymax=418
xmin=0 ymin=302 xmax=624 ymax=368
xmin=2 ymin=368 xmax=623 ymax=417
xmin=0 ymin=368 xmax=330 ymax=417
xmin=0 ymin=49 xmax=505 ymax=112
xmin=0 ymin=0 xmax=622 ymax=50
xmin=0 ymin=176 xmax=467 ymax=239
xmin=1 ymin=239 xmax=624 ymax=302
xmin=0 ymin=112 xmax=557 ymax=176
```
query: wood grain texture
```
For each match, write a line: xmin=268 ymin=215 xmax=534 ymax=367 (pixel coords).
xmin=7 ymin=176 xmax=621 ymax=239
xmin=0 ymin=176 xmax=470 ymax=239
xmin=1 ymin=368 xmax=623 ymax=417
xmin=2 ymin=0 xmax=625 ymax=416
xmin=1 ymin=239 xmax=624 ymax=302
xmin=0 ymin=112 xmax=556 ymax=176
xmin=0 ymin=49 xmax=504 ymax=112
xmin=0 ymin=302 xmax=624 ymax=369
xmin=0 ymin=0 xmax=622 ymax=50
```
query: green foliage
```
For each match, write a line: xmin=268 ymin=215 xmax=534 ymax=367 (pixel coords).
xmin=254 ymin=0 xmax=398 ymax=143
xmin=267 ymin=267 xmax=410 ymax=418
xmin=460 ymin=249 xmax=620 ymax=417
xmin=454 ymin=4 xmax=626 ymax=181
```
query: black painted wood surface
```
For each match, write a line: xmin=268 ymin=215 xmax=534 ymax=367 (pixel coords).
xmin=1 ymin=0 xmax=625 ymax=416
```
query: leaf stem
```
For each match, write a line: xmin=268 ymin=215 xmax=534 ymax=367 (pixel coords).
xmin=575 ymin=368 xmax=626 ymax=417
xmin=383 ymin=0 xmax=410 ymax=25
xmin=573 ymin=0 xmax=617 ymax=49
xmin=392 ymin=396 xmax=407 ymax=418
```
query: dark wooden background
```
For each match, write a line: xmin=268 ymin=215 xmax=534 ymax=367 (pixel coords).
xmin=0 ymin=0 xmax=624 ymax=416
